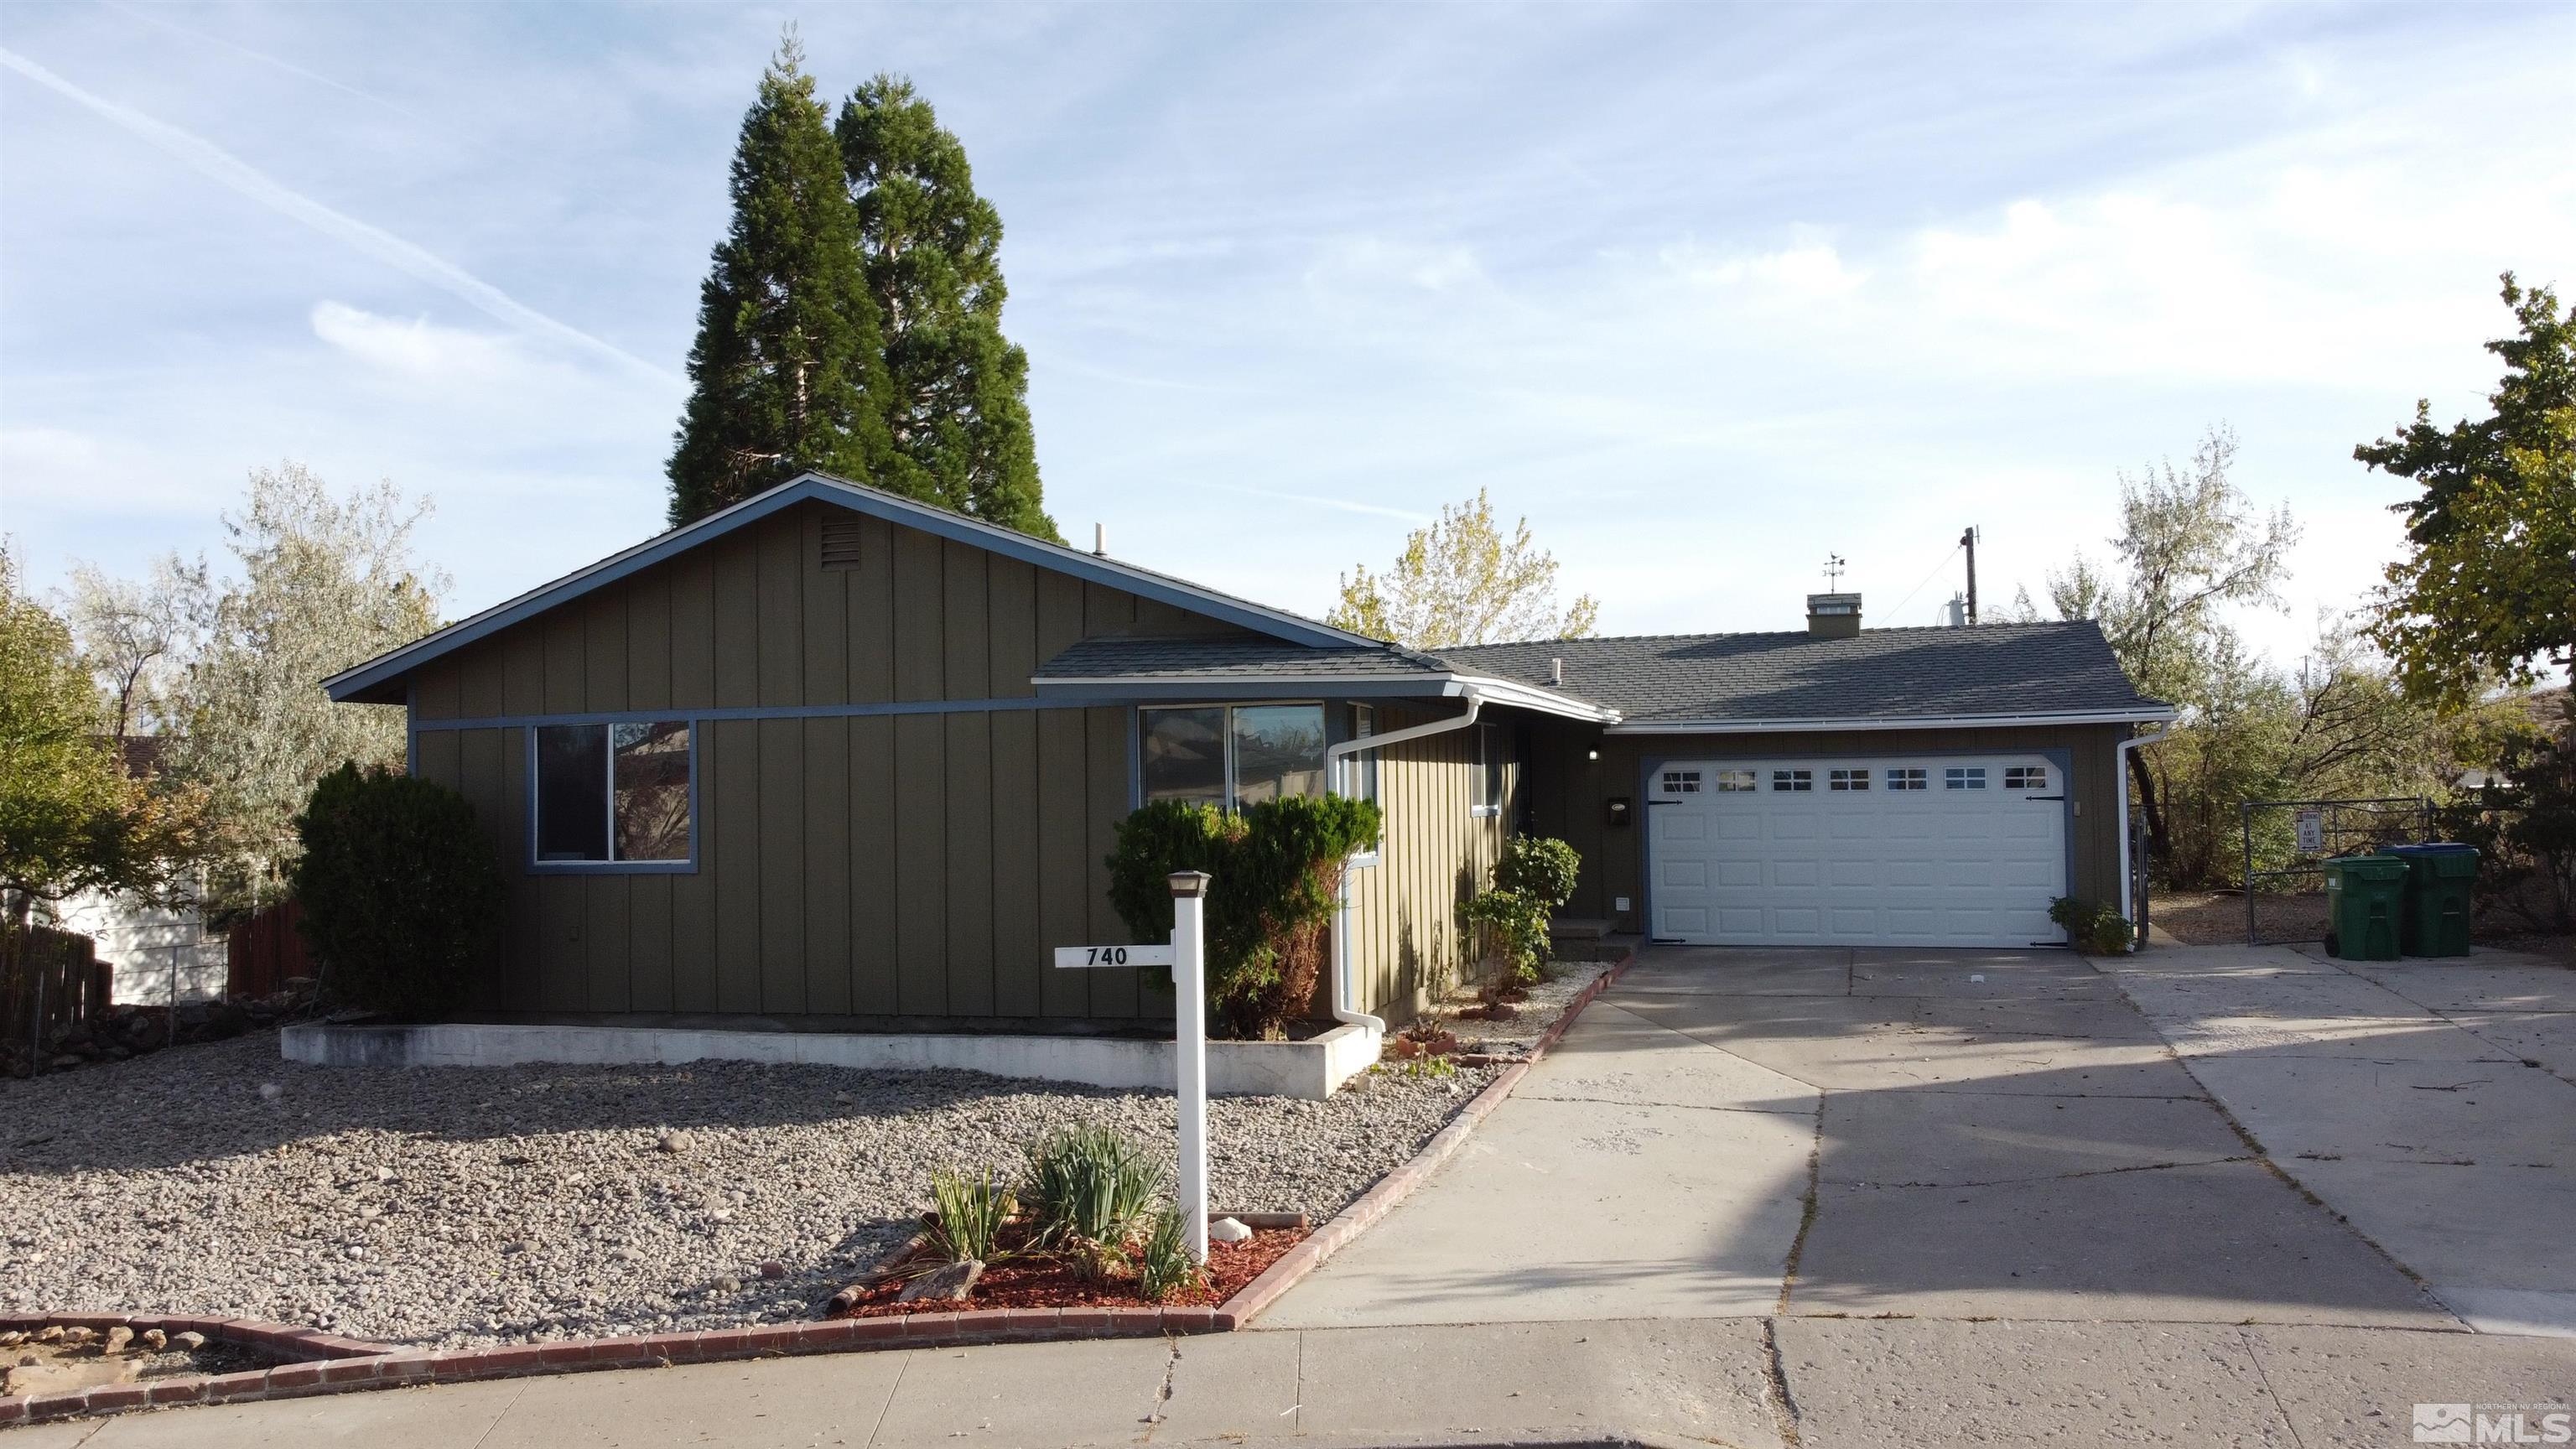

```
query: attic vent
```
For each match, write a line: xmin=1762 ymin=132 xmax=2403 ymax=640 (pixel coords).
xmin=819 ymin=517 xmax=865 ymax=570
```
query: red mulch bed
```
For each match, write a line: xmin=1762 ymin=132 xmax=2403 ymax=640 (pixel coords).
xmin=827 ymin=1226 xmax=1306 ymax=1317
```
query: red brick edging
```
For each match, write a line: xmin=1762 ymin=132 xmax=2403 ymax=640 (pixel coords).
xmin=2 ymin=944 xmax=1635 ymax=1426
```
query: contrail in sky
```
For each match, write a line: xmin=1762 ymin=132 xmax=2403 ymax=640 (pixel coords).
xmin=0 ymin=45 xmax=679 ymax=388
xmin=1208 ymin=482 xmax=1433 ymax=524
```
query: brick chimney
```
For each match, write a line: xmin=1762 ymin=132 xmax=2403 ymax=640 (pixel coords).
xmin=1805 ymin=592 xmax=1862 ymax=639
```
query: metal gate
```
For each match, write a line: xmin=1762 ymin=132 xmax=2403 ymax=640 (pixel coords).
xmin=2237 ymin=796 xmax=2434 ymax=944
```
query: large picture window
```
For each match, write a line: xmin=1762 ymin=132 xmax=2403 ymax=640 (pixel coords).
xmin=1140 ymin=704 xmax=1326 ymax=811
xmin=533 ymin=721 xmax=693 ymax=868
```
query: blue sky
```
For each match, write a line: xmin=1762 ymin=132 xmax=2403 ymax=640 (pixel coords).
xmin=3 ymin=3 xmax=2571 ymax=665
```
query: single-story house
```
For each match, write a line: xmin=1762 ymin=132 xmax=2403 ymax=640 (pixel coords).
xmin=321 ymin=471 xmax=2172 ymax=1045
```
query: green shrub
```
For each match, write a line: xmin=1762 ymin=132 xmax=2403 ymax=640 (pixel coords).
xmin=1106 ymin=793 xmax=1383 ymax=1038
xmin=1493 ymin=835 xmax=1581 ymax=910
xmin=2048 ymin=896 xmax=2133 ymax=955
xmin=1463 ymin=835 xmax=1583 ymax=989
xmin=288 ymin=763 xmax=503 ymax=1020
xmin=1462 ymin=888 xmax=1551 ymax=989
xmin=1135 ymin=1205 xmax=1207 ymax=1302
xmin=1024 ymin=1124 xmax=1164 ymax=1274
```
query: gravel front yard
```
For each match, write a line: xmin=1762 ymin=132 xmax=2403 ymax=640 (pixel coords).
xmin=0 ymin=1035 xmax=1493 ymax=1348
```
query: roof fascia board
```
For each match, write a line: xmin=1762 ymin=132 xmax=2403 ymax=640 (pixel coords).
xmin=328 ymin=473 xmax=1372 ymax=703
xmin=1606 ymin=707 xmax=2179 ymax=735
xmin=791 ymin=475 xmax=1373 ymax=650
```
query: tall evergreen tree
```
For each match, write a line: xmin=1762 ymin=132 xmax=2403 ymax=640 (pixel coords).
xmin=667 ymin=34 xmax=892 ymax=527
xmin=837 ymin=75 xmax=1058 ymax=541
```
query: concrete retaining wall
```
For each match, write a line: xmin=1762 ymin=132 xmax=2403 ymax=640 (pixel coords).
xmin=280 ymin=1021 xmax=1382 ymax=1099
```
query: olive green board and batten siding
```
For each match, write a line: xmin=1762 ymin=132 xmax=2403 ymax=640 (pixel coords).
xmin=402 ymin=501 xmax=1194 ymax=1023
xmin=411 ymin=706 xmax=1143 ymax=1022
xmin=1339 ymin=704 xmax=1517 ymax=1026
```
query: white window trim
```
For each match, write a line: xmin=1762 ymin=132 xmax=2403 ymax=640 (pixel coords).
xmin=1472 ymin=723 xmax=1506 ymax=818
xmin=1346 ymin=704 xmax=1382 ymax=866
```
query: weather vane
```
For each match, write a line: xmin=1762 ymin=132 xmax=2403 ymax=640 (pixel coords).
xmin=1822 ymin=553 xmax=1846 ymax=590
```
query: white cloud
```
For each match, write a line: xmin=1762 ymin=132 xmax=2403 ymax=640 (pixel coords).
xmin=1659 ymin=241 xmax=1867 ymax=301
xmin=309 ymin=301 xmax=518 ymax=381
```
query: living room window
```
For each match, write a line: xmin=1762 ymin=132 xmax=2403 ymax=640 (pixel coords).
xmin=1140 ymin=704 xmax=1327 ymax=811
xmin=532 ymin=721 xmax=693 ymax=869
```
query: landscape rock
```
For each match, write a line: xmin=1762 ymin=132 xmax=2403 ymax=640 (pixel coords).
xmin=0 ymin=1033 xmax=1495 ymax=1348
xmin=139 ymin=1328 xmax=166 ymax=1350
xmin=895 ymin=1259 xmax=982 ymax=1302
xmin=102 ymin=1326 xmax=132 ymax=1353
xmin=1208 ymin=1216 xmax=1252 ymax=1244
xmin=656 ymin=1129 xmax=693 ymax=1155
xmin=173 ymin=1332 xmax=206 ymax=1351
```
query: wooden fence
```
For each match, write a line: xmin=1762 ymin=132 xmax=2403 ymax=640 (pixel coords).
xmin=4 ymin=923 xmax=110 ymax=1068
xmin=226 ymin=898 xmax=312 ymax=1000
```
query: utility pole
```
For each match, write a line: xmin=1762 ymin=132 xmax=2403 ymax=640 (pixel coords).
xmin=1959 ymin=527 xmax=1980 ymax=625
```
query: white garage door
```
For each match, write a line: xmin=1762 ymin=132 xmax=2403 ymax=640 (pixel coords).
xmin=1647 ymin=756 xmax=2068 ymax=947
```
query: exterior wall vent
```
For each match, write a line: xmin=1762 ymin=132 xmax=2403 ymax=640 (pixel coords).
xmin=819 ymin=517 xmax=866 ymax=570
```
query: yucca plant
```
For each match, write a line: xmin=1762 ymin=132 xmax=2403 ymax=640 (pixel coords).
xmin=919 ymin=1165 xmax=1015 ymax=1270
xmin=1135 ymin=1205 xmax=1207 ymax=1302
xmin=1023 ymin=1125 xmax=1164 ymax=1275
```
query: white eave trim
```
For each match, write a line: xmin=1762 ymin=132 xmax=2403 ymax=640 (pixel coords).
xmin=1031 ymin=671 xmax=1619 ymax=724
xmin=1606 ymin=707 xmax=2178 ymax=735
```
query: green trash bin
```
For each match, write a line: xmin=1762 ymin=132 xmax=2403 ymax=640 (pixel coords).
xmin=2379 ymin=844 xmax=2478 ymax=957
xmin=2321 ymin=854 xmax=2407 ymax=961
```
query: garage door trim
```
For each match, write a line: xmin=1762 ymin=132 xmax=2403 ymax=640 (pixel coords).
xmin=1639 ymin=744 xmax=2076 ymax=948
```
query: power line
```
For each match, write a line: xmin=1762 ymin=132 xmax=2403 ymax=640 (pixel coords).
xmin=1885 ymin=543 xmax=1964 ymax=619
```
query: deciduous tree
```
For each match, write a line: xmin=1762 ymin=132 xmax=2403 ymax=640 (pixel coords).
xmin=2360 ymin=274 xmax=2574 ymax=708
xmin=60 ymin=552 xmax=207 ymax=741
xmin=169 ymin=464 xmax=445 ymax=912
xmin=2046 ymin=426 xmax=2298 ymax=868
xmin=1 ymin=547 xmax=205 ymax=912
xmin=1327 ymin=490 xmax=1600 ymax=650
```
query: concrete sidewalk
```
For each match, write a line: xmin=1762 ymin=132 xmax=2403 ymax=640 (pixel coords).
xmin=14 ymin=1317 xmax=2570 ymax=1447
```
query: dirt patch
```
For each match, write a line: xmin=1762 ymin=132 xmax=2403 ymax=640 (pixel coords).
xmin=2155 ymin=890 xmax=2574 ymax=963
xmin=1 ymin=1329 xmax=272 ymax=1399
xmin=827 ymin=1224 xmax=1304 ymax=1316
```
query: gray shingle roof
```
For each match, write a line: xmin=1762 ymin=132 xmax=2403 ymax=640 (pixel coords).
xmin=1036 ymin=634 xmax=1450 ymax=682
xmin=1436 ymin=622 xmax=2163 ymax=724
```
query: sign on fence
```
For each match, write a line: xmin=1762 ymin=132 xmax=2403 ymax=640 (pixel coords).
xmin=2295 ymin=809 xmax=2325 ymax=856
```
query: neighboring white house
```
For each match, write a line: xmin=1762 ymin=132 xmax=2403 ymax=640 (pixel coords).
xmin=48 ymin=881 xmax=228 ymax=1006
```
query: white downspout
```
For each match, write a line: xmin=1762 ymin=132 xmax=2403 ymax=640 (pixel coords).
xmin=2115 ymin=725 xmax=2167 ymax=953
xmin=1324 ymin=691 xmax=1487 ymax=1033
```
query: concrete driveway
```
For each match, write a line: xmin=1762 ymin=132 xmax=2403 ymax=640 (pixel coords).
xmin=2101 ymin=942 xmax=2576 ymax=1336
xmin=1266 ymin=942 xmax=2521 ymax=1332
